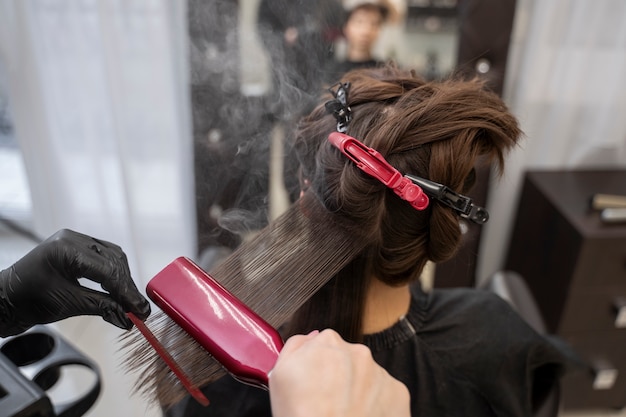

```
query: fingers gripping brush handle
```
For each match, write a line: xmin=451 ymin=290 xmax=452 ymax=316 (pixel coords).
xmin=144 ymin=257 xmax=284 ymax=394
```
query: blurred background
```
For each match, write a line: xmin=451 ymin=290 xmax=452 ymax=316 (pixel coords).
xmin=0 ymin=0 xmax=625 ymax=416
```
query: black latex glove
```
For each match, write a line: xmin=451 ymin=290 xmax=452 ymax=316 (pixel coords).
xmin=0 ymin=228 xmax=151 ymax=337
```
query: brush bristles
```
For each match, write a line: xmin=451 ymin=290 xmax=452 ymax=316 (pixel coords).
xmin=119 ymin=192 xmax=367 ymax=409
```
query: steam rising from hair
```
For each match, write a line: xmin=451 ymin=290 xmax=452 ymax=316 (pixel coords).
xmin=188 ymin=0 xmax=345 ymax=251
xmin=188 ymin=0 xmax=272 ymax=249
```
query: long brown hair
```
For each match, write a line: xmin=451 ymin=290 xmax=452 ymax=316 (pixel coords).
xmin=120 ymin=65 xmax=522 ymax=408
xmin=285 ymin=64 xmax=522 ymax=342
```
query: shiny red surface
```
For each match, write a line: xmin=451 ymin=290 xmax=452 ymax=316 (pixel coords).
xmin=146 ymin=257 xmax=284 ymax=388
xmin=328 ymin=132 xmax=429 ymax=210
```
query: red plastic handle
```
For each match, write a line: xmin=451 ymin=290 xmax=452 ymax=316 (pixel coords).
xmin=329 ymin=132 xmax=429 ymax=210
xmin=127 ymin=312 xmax=210 ymax=406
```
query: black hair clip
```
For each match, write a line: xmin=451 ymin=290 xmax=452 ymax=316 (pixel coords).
xmin=325 ymin=82 xmax=352 ymax=133
xmin=405 ymin=174 xmax=489 ymax=224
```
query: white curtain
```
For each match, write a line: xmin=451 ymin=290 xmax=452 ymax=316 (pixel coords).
xmin=0 ymin=1 xmax=194 ymax=415
xmin=478 ymin=0 xmax=626 ymax=283
xmin=0 ymin=0 xmax=195 ymax=285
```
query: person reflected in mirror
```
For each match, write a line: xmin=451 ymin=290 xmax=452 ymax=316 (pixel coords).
xmin=321 ymin=0 xmax=394 ymax=86
xmin=284 ymin=0 xmax=398 ymax=203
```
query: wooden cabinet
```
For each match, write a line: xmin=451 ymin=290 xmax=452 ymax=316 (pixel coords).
xmin=505 ymin=169 xmax=626 ymax=410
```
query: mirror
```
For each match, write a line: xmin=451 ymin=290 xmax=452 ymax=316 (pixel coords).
xmin=188 ymin=0 xmax=516 ymax=287
xmin=188 ymin=0 xmax=460 ymax=252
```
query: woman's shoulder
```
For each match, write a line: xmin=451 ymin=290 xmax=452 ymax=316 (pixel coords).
xmin=424 ymin=286 xmax=523 ymax=326
xmin=414 ymin=286 xmax=549 ymax=357
xmin=416 ymin=285 xmax=579 ymax=371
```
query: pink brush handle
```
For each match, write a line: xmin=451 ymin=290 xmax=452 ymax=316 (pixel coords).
xmin=146 ymin=257 xmax=284 ymax=388
xmin=127 ymin=312 xmax=210 ymax=406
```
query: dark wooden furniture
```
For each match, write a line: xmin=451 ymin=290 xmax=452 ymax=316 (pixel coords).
xmin=506 ymin=169 xmax=626 ymax=410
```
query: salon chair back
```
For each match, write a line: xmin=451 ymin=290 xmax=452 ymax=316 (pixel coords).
xmin=482 ymin=270 xmax=560 ymax=417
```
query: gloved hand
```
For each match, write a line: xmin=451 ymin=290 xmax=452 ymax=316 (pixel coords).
xmin=0 ymin=229 xmax=151 ymax=337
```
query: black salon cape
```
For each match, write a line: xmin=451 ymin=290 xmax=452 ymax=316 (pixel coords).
xmin=168 ymin=285 xmax=581 ymax=417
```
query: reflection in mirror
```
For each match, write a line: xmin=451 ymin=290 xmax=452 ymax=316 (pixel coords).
xmin=188 ymin=0 xmax=272 ymax=265
xmin=189 ymin=0 xmax=460 ymax=268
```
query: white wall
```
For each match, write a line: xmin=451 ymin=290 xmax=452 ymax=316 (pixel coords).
xmin=0 ymin=1 xmax=195 ymax=415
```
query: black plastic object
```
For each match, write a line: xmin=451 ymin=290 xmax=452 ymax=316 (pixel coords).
xmin=0 ymin=325 xmax=101 ymax=417
xmin=406 ymin=174 xmax=489 ymax=224
xmin=481 ymin=271 xmax=560 ymax=417
xmin=0 ymin=352 xmax=53 ymax=417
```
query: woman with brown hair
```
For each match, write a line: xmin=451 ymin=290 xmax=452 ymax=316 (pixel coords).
xmin=176 ymin=64 xmax=579 ymax=417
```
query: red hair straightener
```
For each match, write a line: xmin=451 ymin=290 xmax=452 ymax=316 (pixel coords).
xmin=127 ymin=257 xmax=284 ymax=406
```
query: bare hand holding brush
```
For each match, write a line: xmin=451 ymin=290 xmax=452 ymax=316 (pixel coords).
xmin=0 ymin=228 xmax=151 ymax=337
xmin=269 ymin=329 xmax=411 ymax=417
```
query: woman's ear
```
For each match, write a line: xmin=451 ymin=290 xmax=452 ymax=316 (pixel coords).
xmin=297 ymin=166 xmax=311 ymax=199
xmin=300 ymin=178 xmax=311 ymax=199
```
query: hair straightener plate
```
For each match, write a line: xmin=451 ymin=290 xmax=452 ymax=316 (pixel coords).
xmin=137 ymin=257 xmax=284 ymax=397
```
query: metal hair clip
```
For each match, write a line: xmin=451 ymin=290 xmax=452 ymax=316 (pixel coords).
xmin=405 ymin=174 xmax=489 ymax=224
xmin=325 ymin=82 xmax=352 ymax=133
xmin=328 ymin=132 xmax=429 ymax=211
